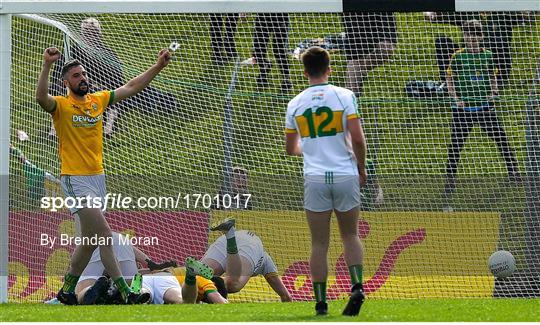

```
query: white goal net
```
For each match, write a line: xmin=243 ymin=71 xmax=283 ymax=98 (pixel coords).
xmin=6 ymin=10 xmax=540 ymax=302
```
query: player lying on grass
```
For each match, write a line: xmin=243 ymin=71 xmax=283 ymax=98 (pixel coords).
xmin=140 ymin=259 xmax=228 ymax=304
xmin=201 ymin=218 xmax=292 ymax=302
xmin=75 ymin=232 xmax=226 ymax=304
xmin=74 ymin=232 xmax=176 ymax=304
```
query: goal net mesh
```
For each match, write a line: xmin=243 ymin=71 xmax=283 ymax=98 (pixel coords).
xmin=8 ymin=11 xmax=540 ymax=302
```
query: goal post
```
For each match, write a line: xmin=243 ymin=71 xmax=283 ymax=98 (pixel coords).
xmin=1 ymin=0 xmax=539 ymax=303
xmin=0 ymin=13 xmax=11 ymax=305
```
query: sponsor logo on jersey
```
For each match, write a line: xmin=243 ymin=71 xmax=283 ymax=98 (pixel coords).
xmin=312 ymin=92 xmax=324 ymax=101
xmin=72 ymin=114 xmax=102 ymax=127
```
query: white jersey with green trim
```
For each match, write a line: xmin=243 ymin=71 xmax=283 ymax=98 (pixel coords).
xmin=285 ymin=83 xmax=360 ymax=178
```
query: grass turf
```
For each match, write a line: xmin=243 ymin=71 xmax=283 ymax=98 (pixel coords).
xmin=1 ymin=299 xmax=539 ymax=322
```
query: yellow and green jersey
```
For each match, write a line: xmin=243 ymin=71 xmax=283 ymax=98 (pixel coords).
xmin=170 ymin=267 xmax=217 ymax=302
xmin=52 ymin=90 xmax=114 ymax=175
xmin=447 ymin=48 xmax=497 ymax=109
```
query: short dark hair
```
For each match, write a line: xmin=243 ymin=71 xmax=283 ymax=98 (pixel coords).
xmin=301 ymin=46 xmax=330 ymax=78
xmin=61 ymin=59 xmax=83 ymax=79
xmin=462 ymin=19 xmax=483 ymax=37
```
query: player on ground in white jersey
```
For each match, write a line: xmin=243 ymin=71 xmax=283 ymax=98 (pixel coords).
xmin=202 ymin=218 xmax=292 ymax=302
xmin=75 ymin=232 xmax=214 ymax=305
xmin=285 ymin=46 xmax=367 ymax=316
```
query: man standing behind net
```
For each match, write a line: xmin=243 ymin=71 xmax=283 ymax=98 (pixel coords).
xmin=444 ymin=20 xmax=521 ymax=210
xmin=36 ymin=46 xmax=171 ymax=304
xmin=49 ymin=18 xmax=126 ymax=138
xmin=343 ymin=12 xmax=397 ymax=97
xmin=285 ymin=46 xmax=367 ymax=316
xmin=252 ymin=13 xmax=292 ymax=92
xmin=209 ymin=13 xmax=239 ymax=64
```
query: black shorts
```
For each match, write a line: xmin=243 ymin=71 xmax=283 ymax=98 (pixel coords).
xmin=343 ymin=12 xmax=398 ymax=60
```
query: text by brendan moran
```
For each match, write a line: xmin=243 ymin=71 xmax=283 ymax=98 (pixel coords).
xmin=40 ymin=233 xmax=159 ymax=249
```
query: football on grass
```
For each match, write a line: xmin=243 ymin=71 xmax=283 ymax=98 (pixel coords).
xmin=488 ymin=250 xmax=516 ymax=278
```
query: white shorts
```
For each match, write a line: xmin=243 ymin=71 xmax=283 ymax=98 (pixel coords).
xmin=142 ymin=273 xmax=181 ymax=304
xmin=202 ymin=230 xmax=263 ymax=275
xmin=304 ymin=176 xmax=360 ymax=212
xmin=79 ymin=233 xmax=137 ymax=281
xmin=60 ymin=174 xmax=107 ymax=214
xmin=79 ymin=260 xmax=138 ymax=282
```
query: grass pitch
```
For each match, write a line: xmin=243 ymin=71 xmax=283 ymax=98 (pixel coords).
xmin=1 ymin=299 xmax=539 ymax=322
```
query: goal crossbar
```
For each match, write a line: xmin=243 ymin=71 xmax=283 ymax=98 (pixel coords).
xmin=0 ymin=0 xmax=539 ymax=14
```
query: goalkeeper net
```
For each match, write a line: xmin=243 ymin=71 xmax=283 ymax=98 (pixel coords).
xmin=6 ymin=9 xmax=540 ymax=302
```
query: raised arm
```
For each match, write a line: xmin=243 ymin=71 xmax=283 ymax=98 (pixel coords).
xmin=36 ymin=47 xmax=61 ymax=113
xmin=265 ymin=273 xmax=292 ymax=302
xmin=111 ymin=48 xmax=171 ymax=105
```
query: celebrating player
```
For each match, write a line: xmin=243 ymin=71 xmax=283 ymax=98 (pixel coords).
xmin=284 ymin=46 xmax=367 ymax=316
xmin=36 ymin=46 xmax=171 ymax=304
xmin=201 ymin=218 xmax=292 ymax=302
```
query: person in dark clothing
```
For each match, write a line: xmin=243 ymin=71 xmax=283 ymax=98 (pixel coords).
xmin=213 ymin=166 xmax=253 ymax=210
xmin=426 ymin=11 xmax=534 ymax=87
xmin=342 ymin=12 xmax=398 ymax=97
xmin=209 ymin=14 xmax=239 ymax=64
xmin=252 ymin=13 xmax=292 ymax=92
xmin=443 ymin=20 xmax=521 ymax=211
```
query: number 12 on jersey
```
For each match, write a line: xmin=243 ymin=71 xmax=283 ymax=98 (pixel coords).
xmin=295 ymin=106 xmax=344 ymax=138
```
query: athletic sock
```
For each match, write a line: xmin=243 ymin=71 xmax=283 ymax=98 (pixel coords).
xmin=313 ymin=282 xmax=327 ymax=303
xmin=185 ymin=273 xmax=197 ymax=286
xmin=114 ymin=277 xmax=132 ymax=300
xmin=348 ymin=264 xmax=363 ymax=287
xmin=226 ymin=228 xmax=238 ymax=254
xmin=61 ymin=273 xmax=80 ymax=293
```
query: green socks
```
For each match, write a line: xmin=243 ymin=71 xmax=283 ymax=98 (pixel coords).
xmin=185 ymin=274 xmax=197 ymax=286
xmin=313 ymin=282 xmax=327 ymax=303
xmin=226 ymin=237 xmax=238 ymax=254
xmin=61 ymin=273 xmax=80 ymax=293
xmin=225 ymin=228 xmax=238 ymax=255
xmin=185 ymin=265 xmax=197 ymax=286
xmin=348 ymin=264 xmax=363 ymax=286
xmin=114 ymin=277 xmax=131 ymax=300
